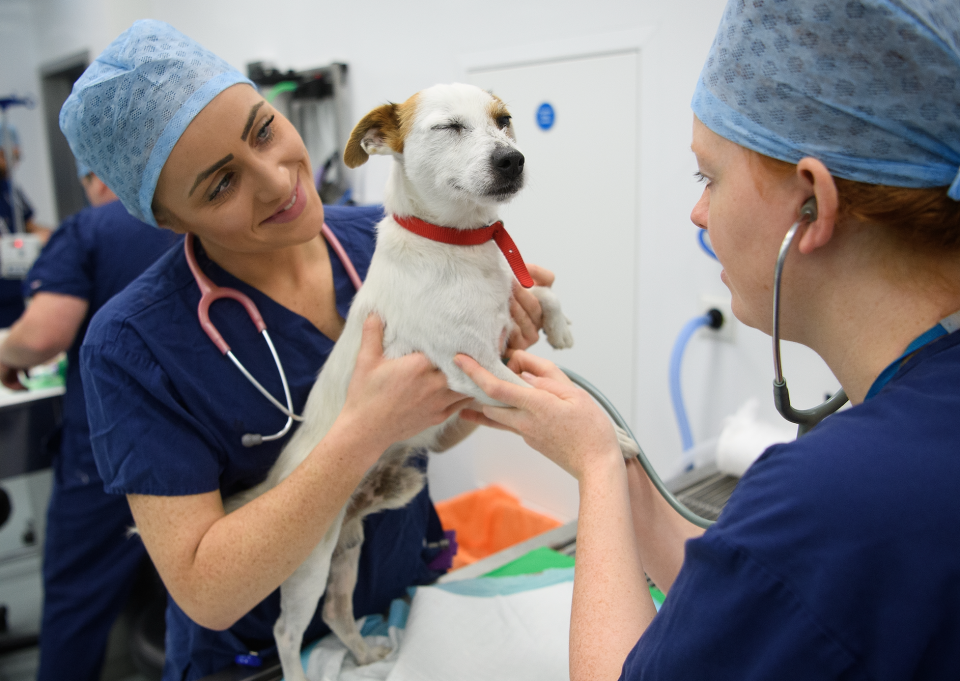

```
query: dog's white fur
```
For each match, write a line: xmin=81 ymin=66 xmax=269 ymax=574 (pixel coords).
xmin=224 ymin=83 xmax=574 ymax=681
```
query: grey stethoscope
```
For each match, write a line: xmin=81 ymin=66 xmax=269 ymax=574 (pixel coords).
xmin=185 ymin=226 xmax=363 ymax=447
xmin=771 ymin=197 xmax=849 ymax=436
xmin=566 ymin=198 xmax=847 ymax=529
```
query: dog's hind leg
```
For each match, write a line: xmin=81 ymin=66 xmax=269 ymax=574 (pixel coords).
xmin=323 ymin=446 xmax=426 ymax=664
xmin=274 ymin=508 xmax=346 ymax=681
xmin=322 ymin=515 xmax=392 ymax=665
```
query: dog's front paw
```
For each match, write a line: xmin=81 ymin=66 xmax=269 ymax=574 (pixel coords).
xmin=614 ymin=425 xmax=640 ymax=460
xmin=531 ymin=286 xmax=574 ymax=350
xmin=543 ymin=313 xmax=574 ymax=350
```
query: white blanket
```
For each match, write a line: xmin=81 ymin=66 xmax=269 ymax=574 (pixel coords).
xmin=299 ymin=568 xmax=574 ymax=681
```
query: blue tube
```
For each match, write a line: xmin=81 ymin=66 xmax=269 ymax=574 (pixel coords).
xmin=697 ymin=230 xmax=718 ymax=261
xmin=670 ymin=314 xmax=712 ymax=462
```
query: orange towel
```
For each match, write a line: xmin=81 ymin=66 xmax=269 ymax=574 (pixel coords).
xmin=435 ymin=485 xmax=562 ymax=570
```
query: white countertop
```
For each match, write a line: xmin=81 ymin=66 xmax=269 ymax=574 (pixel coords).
xmin=0 ymin=329 xmax=67 ymax=408
xmin=0 ymin=385 xmax=65 ymax=409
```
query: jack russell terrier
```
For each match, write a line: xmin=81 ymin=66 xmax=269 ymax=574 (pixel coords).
xmin=227 ymin=82 xmax=583 ymax=680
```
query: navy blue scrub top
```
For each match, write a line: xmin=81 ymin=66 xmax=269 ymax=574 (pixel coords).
xmin=621 ymin=332 xmax=960 ymax=680
xmin=81 ymin=205 xmax=446 ymax=680
xmin=0 ymin=179 xmax=34 ymax=327
xmin=25 ymin=199 xmax=179 ymax=488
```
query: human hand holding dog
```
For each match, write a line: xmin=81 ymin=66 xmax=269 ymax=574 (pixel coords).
xmin=506 ymin=264 xmax=555 ymax=352
xmin=343 ymin=315 xmax=473 ymax=456
xmin=455 ymin=350 xmax=622 ymax=482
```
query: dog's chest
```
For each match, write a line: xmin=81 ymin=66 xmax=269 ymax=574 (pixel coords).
xmin=365 ymin=229 xmax=514 ymax=357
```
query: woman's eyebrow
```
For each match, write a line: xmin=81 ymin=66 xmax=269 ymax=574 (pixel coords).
xmin=190 ymin=154 xmax=234 ymax=196
xmin=241 ymin=100 xmax=266 ymax=141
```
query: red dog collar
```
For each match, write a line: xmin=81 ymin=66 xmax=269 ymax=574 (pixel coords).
xmin=392 ymin=214 xmax=535 ymax=288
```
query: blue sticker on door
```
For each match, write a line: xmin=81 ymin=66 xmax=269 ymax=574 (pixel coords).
xmin=536 ymin=102 xmax=555 ymax=131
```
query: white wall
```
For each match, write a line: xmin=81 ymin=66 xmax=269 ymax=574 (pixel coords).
xmin=8 ymin=0 xmax=842 ymax=513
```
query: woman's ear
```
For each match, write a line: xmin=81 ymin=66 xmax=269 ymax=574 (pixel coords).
xmin=795 ymin=157 xmax=839 ymax=255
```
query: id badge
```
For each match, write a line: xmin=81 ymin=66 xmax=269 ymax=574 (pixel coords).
xmin=0 ymin=234 xmax=42 ymax=280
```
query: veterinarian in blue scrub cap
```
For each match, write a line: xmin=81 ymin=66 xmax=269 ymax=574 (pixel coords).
xmin=457 ymin=1 xmax=960 ymax=679
xmin=60 ymin=20 xmax=554 ymax=680
xmin=0 ymin=161 xmax=178 ymax=681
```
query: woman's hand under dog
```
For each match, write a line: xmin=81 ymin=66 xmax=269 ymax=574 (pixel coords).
xmin=506 ymin=263 xmax=555 ymax=353
xmin=343 ymin=315 xmax=473 ymax=460
xmin=454 ymin=350 xmax=623 ymax=482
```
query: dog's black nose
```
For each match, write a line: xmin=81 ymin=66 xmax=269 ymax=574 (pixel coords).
xmin=491 ymin=148 xmax=525 ymax=180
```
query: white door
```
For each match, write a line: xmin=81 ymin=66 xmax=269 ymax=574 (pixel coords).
xmin=429 ymin=51 xmax=640 ymax=520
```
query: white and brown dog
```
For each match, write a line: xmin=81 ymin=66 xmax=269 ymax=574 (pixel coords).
xmin=225 ymin=83 xmax=574 ymax=680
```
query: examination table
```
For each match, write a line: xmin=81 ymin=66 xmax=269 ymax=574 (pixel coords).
xmin=196 ymin=463 xmax=736 ymax=681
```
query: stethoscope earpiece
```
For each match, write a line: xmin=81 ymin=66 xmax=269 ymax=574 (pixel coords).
xmin=799 ymin=196 xmax=818 ymax=222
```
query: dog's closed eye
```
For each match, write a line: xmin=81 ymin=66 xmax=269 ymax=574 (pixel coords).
xmin=432 ymin=121 xmax=465 ymax=133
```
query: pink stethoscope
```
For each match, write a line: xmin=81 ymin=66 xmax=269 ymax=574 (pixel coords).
xmin=184 ymin=225 xmax=363 ymax=447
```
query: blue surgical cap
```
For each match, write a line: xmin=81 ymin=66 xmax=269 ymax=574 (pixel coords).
xmin=75 ymin=157 xmax=91 ymax=180
xmin=59 ymin=19 xmax=255 ymax=226
xmin=693 ymin=0 xmax=960 ymax=200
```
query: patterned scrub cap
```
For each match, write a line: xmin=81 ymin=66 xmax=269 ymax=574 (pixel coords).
xmin=692 ymin=0 xmax=960 ymax=200
xmin=75 ymin=157 xmax=91 ymax=180
xmin=59 ymin=19 xmax=255 ymax=226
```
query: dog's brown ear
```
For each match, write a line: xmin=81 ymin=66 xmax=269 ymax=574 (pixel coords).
xmin=344 ymin=103 xmax=403 ymax=168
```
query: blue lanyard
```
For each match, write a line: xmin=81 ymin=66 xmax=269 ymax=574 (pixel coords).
xmin=865 ymin=310 xmax=960 ymax=401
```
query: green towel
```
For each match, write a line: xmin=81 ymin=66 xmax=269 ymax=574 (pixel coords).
xmin=483 ymin=546 xmax=666 ymax=609
xmin=483 ymin=546 xmax=574 ymax=578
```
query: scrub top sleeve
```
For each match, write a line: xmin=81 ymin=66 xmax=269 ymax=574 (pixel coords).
xmin=621 ymin=533 xmax=862 ymax=681
xmin=23 ymin=212 xmax=93 ymax=300
xmin=81 ymin=337 xmax=222 ymax=496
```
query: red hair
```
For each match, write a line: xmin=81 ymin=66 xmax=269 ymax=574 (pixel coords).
xmin=748 ymin=151 xmax=960 ymax=252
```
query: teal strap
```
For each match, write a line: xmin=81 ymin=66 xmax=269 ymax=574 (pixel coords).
xmin=865 ymin=314 xmax=960 ymax=400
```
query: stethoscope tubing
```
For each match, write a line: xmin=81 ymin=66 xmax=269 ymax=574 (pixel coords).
xmin=561 ymin=367 xmax=716 ymax=529
xmin=770 ymin=201 xmax=848 ymax=435
xmin=186 ymin=224 xmax=359 ymax=446
xmin=771 ymin=219 xmax=802 ymax=386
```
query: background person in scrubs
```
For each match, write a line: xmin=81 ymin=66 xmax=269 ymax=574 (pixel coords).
xmin=0 ymin=163 xmax=178 ymax=681
xmin=0 ymin=122 xmax=51 ymax=328
xmin=60 ymin=20 xmax=552 ymax=680
xmin=457 ymin=0 xmax=960 ymax=678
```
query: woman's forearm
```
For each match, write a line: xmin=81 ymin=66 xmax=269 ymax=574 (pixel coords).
xmin=624 ymin=458 xmax=704 ymax=593
xmin=130 ymin=411 xmax=387 ymax=630
xmin=132 ymin=321 xmax=469 ymax=630
xmin=570 ymin=453 xmax=656 ymax=681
